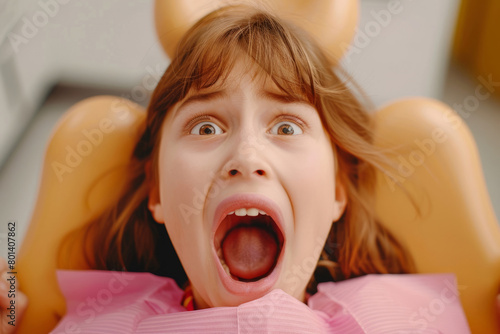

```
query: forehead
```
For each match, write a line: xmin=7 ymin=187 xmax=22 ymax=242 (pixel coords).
xmin=173 ymin=76 xmax=310 ymax=123
xmin=181 ymin=57 xmax=309 ymax=106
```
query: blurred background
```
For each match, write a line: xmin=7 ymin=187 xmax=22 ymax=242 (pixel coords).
xmin=0 ymin=0 xmax=498 ymax=252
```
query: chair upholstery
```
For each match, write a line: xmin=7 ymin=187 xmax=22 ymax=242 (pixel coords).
xmin=373 ymin=98 xmax=500 ymax=333
xmin=154 ymin=0 xmax=358 ymax=63
xmin=17 ymin=96 xmax=146 ymax=333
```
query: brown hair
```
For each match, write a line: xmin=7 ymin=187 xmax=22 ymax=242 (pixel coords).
xmin=65 ymin=5 xmax=414 ymax=291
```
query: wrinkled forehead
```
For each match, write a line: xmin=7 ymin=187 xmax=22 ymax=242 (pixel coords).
xmin=182 ymin=54 xmax=311 ymax=106
xmin=164 ymin=59 xmax=311 ymax=127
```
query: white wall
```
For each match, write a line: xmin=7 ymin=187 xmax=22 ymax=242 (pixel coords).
xmin=0 ymin=0 xmax=167 ymax=167
xmin=344 ymin=0 xmax=461 ymax=106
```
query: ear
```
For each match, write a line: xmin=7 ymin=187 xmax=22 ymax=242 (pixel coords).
xmin=332 ymin=176 xmax=348 ymax=222
xmin=146 ymin=161 xmax=165 ymax=224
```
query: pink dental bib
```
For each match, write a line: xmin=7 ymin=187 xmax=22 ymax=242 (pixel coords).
xmin=50 ymin=270 xmax=470 ymax=333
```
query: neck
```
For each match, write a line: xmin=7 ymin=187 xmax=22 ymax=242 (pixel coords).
xmin=189 ymin=285 xmax=308 ymax=310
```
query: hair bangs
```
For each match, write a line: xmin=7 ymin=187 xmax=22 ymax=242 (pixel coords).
xmin=174 ymin=7 xmax=317 ymax=105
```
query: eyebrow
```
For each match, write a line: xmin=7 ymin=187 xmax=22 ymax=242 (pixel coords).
xmin=174 ymin=88 xmax=308 ymax=118
xmin=176 ymin=90 xmax=228 ymax=112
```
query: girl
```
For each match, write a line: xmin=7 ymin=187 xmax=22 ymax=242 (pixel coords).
xmin=4 ymin=4 xmax=470 ymax=333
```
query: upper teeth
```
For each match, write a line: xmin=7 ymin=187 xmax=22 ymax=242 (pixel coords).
xmin=228 ymin=208 xmax=268 ymax=217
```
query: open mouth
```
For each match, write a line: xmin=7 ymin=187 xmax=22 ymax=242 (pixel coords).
xmin=214 ymin=208 xmax=285 ymax=282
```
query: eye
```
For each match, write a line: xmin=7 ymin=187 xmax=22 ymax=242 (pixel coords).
xmin=270 ymin=121 xmax=303 ymax=135
xmin=190 ymin=121 xmax=223 ymax=135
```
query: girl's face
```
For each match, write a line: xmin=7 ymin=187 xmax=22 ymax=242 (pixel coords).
xmin=149 ymin=58 xmax=347 ymax=308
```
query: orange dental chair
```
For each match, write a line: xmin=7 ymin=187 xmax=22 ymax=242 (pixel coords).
xmin=16 ymin=1 xmax=500 ymax=333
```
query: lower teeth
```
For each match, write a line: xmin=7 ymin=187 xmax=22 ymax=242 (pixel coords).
xmin=220 ymin=259 xmax=230 ymax=275
xmin=220 ymin=257 xmax=239 ymax=280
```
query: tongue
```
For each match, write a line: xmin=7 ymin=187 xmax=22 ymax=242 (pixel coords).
xmin=221 ymin=225 xmax=279 ymax=280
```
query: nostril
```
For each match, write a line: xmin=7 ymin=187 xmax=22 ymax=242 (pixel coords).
xmin=256 ymin=170 xmax=264 ymax=176
xmin=229 ymin=169 xmax=238 ymax=176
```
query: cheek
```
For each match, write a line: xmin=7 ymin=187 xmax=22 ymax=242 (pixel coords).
xmin=157 ymin=144 xmax=217 ymax=285
xmin=286 ymin=137 xmax=336 ymax=257
xmin=157 ymin=142 xmax=213 ymax=249
xmin=290 ymin=138 xmax=337 ymax=221
xmin=160 ymin=145 xmax=205 ymax=213
xmin=279 ymin=138 xmax=337 ymax=297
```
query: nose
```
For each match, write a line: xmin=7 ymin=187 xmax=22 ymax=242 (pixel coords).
xmin=223 ymin=132 xmax=269 ymax=180
xmin=228 ymin=168 xmax=265 ymax=177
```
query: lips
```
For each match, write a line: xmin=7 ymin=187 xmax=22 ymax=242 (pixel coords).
xmin=211 ymin=194 xmax=286 ymax=295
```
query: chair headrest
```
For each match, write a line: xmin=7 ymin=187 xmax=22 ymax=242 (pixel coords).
xmin=154 ymin=0 xmax=359 ymax=63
